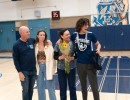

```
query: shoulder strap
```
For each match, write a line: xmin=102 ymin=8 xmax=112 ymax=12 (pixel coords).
xmin=91 ymin=42 xmax=93 ymax=51
xmin=88 ymin=31 xmax=94 ymax=51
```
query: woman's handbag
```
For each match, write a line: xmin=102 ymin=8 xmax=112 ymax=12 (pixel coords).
xmin=89 ymin=51 xmax=102 ymax=70
xmin=90 ymin=40 xmax=102 ymax=70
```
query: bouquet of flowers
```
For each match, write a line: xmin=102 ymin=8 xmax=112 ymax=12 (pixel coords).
xmin=59 ymin=41 xmax=71 ymax=74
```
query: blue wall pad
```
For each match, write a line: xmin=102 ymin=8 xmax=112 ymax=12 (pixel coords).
xmin=28 ymin=19 xmax=50 ymax=39
xmin=50 ymin=25 xmax=130 ymax=50
xmin=0 ymin=21 xmax=16 ymax=51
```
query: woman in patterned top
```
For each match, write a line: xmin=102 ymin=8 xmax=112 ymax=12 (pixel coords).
xmin=35 ymin=30 xmax=56 ymax=100
xmin=54 ymin=29 xmax=77 ymax=100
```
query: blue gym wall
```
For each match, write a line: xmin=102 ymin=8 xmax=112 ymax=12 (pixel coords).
xmin=0 ymin=21 xmax=16 ymax=52
xmin=16 ymin=19 xmax=50 ymax=40
xmin=50 ymin=25 xmax=130 ymax=51
xmin=50 ymin=28 xmax=75 ymax=47
xmin=0 ymin=19 xmax=50 ymax=52
xmin=28 ymin=19 xmax=50 ymax=39
xmin=0 ymin=21 xmax=130 ymax=51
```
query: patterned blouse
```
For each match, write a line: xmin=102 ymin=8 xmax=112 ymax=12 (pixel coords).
xmin=37 ymin=51 xmax=46 ymax=61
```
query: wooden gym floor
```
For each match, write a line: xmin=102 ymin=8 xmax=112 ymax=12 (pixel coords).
xmin=0 ymin=51 xmax=130 ymax=100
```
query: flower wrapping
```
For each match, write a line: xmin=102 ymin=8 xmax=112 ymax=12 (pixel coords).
xmin=59 ymin=41 xmax=71 ymax=74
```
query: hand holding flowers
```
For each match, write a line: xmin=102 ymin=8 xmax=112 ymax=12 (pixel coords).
xmin=59 ymin=41 xmax=73 ymax=74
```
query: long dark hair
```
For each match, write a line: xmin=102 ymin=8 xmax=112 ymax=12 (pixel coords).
xmin=58 ymin=28 xmax=68 ymax=41
xmin=75 ymin=18 xmax=90 ymax=33
xmin=35 ymin=30 xmax=48 ymax=46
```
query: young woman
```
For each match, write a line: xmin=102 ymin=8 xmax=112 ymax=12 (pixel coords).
xmin=54 ymin=29 xmax=77 ymax=100
xmin=71 ymin=18 xmax=101 ymax=100
xmin=35 ymin=30 xmax=56 ymax=100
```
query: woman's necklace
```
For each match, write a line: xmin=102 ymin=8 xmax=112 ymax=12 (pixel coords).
xmin=76 ymin=32 xmax=88 ymax=51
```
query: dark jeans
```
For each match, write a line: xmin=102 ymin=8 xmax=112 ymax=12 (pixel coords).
xmin=77 ymin=63 xmax=100 ymax=100
xmin=57 ymin=68 xmax=77 ymax=100
xmin=21 ymin=71 xmax=36 ymax=100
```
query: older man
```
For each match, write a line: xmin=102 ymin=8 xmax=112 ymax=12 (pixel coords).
xmin=12 ymin=26 xmax=36 ymax=100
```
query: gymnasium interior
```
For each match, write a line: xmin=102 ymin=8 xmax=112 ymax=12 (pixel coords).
xmin=0 ymin=0 xmax=130 ymax=100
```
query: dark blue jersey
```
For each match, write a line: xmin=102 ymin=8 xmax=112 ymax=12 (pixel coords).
xmin=71 ymin=32 xmax=97 ymax=64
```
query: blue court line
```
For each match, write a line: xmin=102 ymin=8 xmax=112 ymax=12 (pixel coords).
xmin=0 ymin=56 xmax=12 ymax=59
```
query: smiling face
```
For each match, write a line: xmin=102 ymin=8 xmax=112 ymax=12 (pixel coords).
xmin=36 ymin=30 xmax=47 ymax=44
xmin=61 ymin=30 xmax=70 ymax=42
xmin=37 ymin=31 xmax=46 ymax=42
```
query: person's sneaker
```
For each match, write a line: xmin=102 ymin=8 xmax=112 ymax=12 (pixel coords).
xmin=34 ymin=85 xmax=37 ymax=89
xmin=33 ymin=82 xmax=37 ymax=89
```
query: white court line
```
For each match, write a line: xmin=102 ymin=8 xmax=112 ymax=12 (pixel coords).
xmin=108 ymin=69 xmax=130 ymax=70
xmin=115 ymin=56 xmax=120 ymax=100
xmin=118 ymin=69 xmax=130 ymax=70
xmin=75 ymin=80 xmax=80 ymax=87
xmin=98 ymin=75 xmax=130 ymax=77
xmin=98 ymin=57 xmax=111 ymax=92
xmin=115 ymin=58 xmax=118 ymax=100
xmin=119 ymin=76 xmax=130 ymax=77
xmin=117 ymin=56 xmax=120 ymax=100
